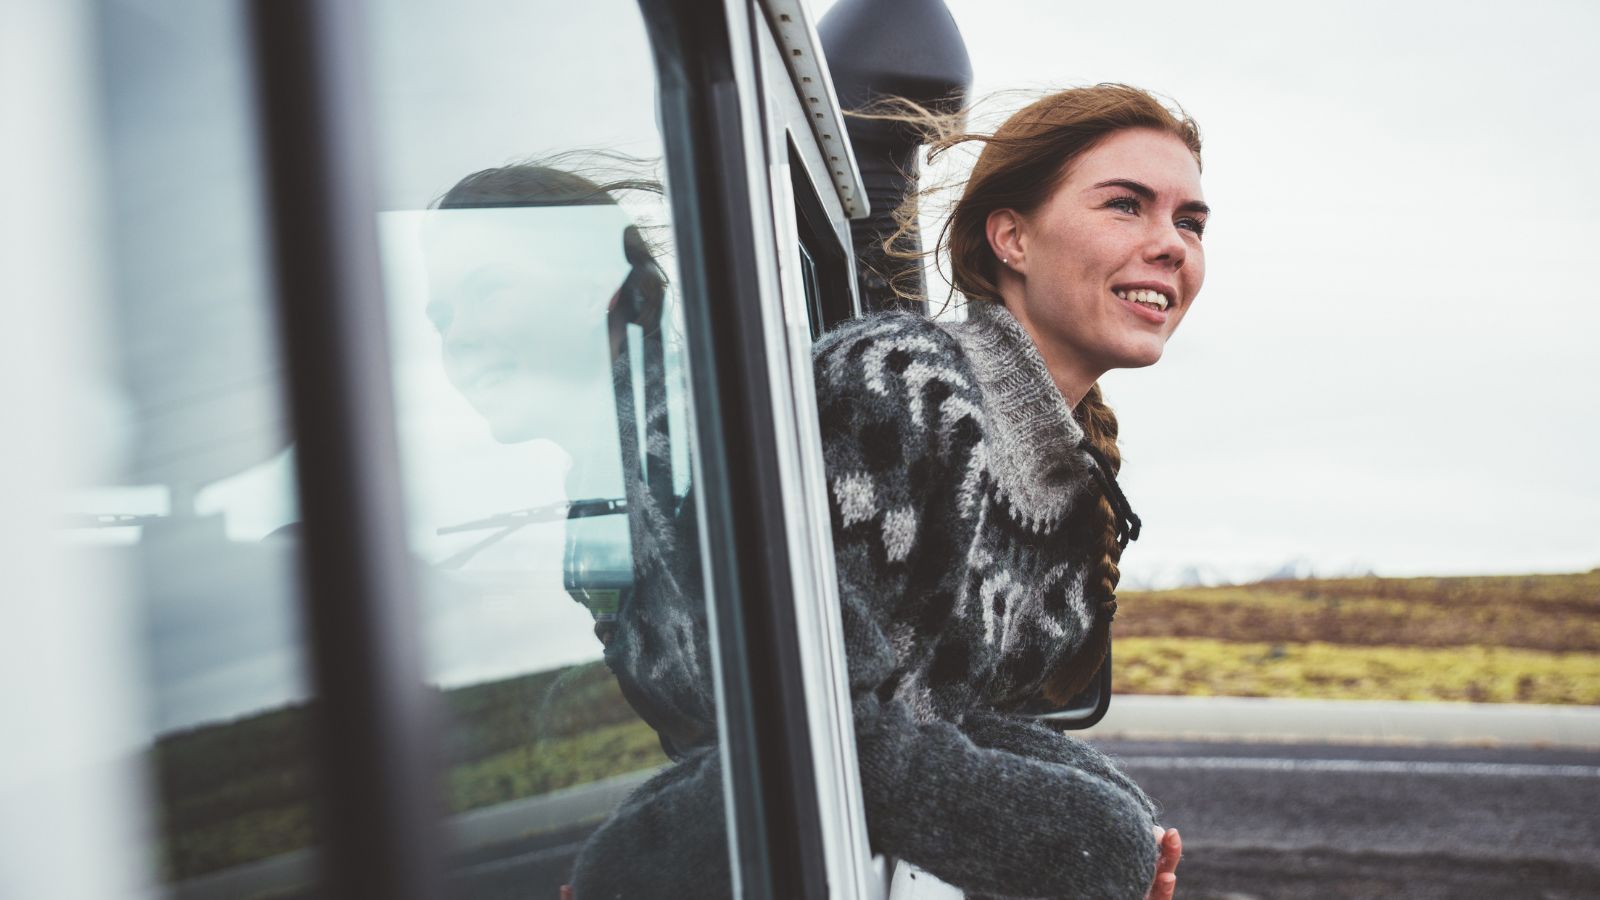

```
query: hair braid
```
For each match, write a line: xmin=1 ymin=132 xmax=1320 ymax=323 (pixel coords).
xmin=1038 ymin=381 xmax=1125 ymax=704
xmin=1075 ymin=382 xmax=1126 ymax=601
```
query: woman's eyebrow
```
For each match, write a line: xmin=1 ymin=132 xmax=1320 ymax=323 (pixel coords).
xmin=1090 ymin=178 xmax=1210 ymax=216
xmin=1090 ymin=178 xmax=1156 ymax=198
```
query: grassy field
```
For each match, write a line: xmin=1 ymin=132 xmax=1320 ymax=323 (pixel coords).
xmin=1111 ymin=570 xmax=1600 ymax=702
xmin=154 ymin=661 xmax=666 ymax=881
xmin=154 ymin=570 xmax=1598 ymax=880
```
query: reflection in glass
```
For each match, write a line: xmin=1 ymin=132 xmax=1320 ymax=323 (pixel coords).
xmin=43 ymin=1 xmax=323 ymax=894
xmin=366 ymin=0 xmax=736 ymax=887
xmin=379 ymin=158 xmax=722 ymax=894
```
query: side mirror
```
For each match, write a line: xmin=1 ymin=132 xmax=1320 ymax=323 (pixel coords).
xmin=1030 ymin=650 xmax=1112 ymax=730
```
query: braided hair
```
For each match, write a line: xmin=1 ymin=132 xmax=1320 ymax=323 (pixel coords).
xmin=1038 ymin=382 xmax=1124 ymax=704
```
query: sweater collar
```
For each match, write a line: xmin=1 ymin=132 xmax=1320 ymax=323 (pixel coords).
xmin=945 ymin=300 xmax=1087 ymax=452
xmin=941 ymin=300 xmax=1098 ymax=522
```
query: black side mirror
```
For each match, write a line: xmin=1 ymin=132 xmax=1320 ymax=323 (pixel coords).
xmin=1029 ymin=650 xmax=1112 ymax=730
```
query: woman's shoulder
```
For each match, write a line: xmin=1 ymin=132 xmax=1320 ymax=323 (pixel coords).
xmin=812 ymin=310 xmax=975 ymax=395
xmin=811 ymin=312 xmax=988 ymax=469
xmin=814 ymin=308 xmax=959 ymax=352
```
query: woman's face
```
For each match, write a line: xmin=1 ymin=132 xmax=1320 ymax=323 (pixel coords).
xmin=997 ymin=127 xmax=1208 ymax=382
xmin=420 ymin=212 xmax=625 ymax=444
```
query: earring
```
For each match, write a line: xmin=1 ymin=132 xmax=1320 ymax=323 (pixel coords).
xmin=1001 ymin=257 xmax=1009 ymax=264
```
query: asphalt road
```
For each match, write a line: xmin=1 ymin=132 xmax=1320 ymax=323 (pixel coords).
xmin=1098 ymin=738 xmax=1600 ymax=900
xmin=249 ymin=739 xmax=1600 ymax=899
xmin=445 ymin=825 xmax=592 ymax=900
xmin=441 ymin=739 xmax=1600 ymax=899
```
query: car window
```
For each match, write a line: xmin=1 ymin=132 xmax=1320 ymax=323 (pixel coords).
xmin=364 ymin=1 xmax=729 ymax=894
xmin=42 ymin=2 xmax=324 ymax=895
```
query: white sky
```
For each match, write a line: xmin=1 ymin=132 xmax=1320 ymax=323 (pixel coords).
xmin=848 ymin=0 xmax=1600 ymax=578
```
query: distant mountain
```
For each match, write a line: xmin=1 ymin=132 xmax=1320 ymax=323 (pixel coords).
xmin=1121 ymin=556 xmax=1377 ymax=590
xmin=1119 ymin=562 xmax=1239 ymax=590
xmin=1258 ymin=556 xmax=1377 ymax=583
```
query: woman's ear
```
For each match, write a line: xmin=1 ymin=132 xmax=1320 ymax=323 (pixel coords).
xmin=986 ymin=208 xmax=1025 ymax=272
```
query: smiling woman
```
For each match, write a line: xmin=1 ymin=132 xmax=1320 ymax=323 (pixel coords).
xmin=799 ymin=83 xmax=1207 ymax=899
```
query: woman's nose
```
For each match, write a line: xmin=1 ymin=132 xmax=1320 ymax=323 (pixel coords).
xmin=1144 ymin=220 xmax=1187 ymax=270
xmin=431 ymin=296 xmax=493 ymax=344
xmin=425 ymin=298 xmax=454 ymax=335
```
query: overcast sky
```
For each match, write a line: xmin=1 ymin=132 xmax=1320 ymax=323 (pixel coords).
xmin=858 ymin=0 xmax=1600 ymax=579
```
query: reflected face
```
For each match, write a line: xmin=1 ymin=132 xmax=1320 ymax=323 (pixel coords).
xmin=1006 ymin=128 xmax=1208 ymax=375
xmin=420 ymin=214 xmax=625 ymax=443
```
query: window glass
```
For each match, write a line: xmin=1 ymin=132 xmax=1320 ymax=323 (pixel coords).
xmin=788 ymin=145 xmax=854 ymax=336
xmin=366 ymin=1 xmax=728 ymax=895
xmin=47 ymin=1 xmax=321 ymax=895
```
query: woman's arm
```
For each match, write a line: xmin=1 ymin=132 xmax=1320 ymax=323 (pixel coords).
xmin=852 ymin=691 xmax=1160 ymax=898
xmin=959 ymin=709 xmax=1158 ymax=821
xmin=569 ymin=745 xmax=728 ymax=899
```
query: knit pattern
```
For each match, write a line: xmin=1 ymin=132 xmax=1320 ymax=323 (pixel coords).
xmin=571 ymin=302 xmax=1159 ymax=899
xmin=595 ymin=326 xmax=716 ymax=755
xmin=818 ymin=303 xmax=1114 ymax=716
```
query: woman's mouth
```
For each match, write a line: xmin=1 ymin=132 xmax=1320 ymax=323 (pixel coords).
xmin=461 ymin=361 xmax=517 ymax=394
xmin=1114 ymin=287 xmax=1170 ymax=311
xmin=1113 ymin=286 xmax=1172 ymax=323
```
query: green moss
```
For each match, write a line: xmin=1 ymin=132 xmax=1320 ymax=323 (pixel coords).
xmin=1116 ymin=637 xmax=1600 ymax=704
xmin=154 ymin=664 xmax=664 ymax=881
xmin=445 ymin=719 xmax=668 ymax=813
xmin=1115 ymin=572 xmax=1600 ymax=652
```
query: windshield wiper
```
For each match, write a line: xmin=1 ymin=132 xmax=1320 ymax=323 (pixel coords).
xmin=433 ymin=497 xmax=627 ymax=570
xmin=61 ymin=513 xmax=167 ymax=529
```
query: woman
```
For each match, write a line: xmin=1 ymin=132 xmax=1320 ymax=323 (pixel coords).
xmin=572 ymin=83 xmax=1197 ymax=900
xmin=813 ymin=82 xmax=1196 ymax=899
xmin=423 ymin=163 xmax=719 ymax=755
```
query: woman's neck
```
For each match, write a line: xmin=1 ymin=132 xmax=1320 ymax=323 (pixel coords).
xmin=990 ymin=298 xmax=1103 ymax=410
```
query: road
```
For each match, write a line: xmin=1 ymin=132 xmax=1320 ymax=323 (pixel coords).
xmin=185 ymin=736 xmax=1600 ymax=899
xmin=440 ymin=739 xmax=1600 ymax=899
xmin=1102 ymin=738 xmax=1600 ymax=900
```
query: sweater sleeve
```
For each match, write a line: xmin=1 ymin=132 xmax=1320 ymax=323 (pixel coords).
xmin=569 ymin=745 xmax=729 ymax=899
xmin=813 ymin=315 xmax=1160 ymax=899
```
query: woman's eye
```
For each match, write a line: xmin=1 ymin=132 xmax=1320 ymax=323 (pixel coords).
xmin=1177 ymin=217 xmax=1207 ymax=237
xmin=1107 ymin=196 xmax=1140 ymax=214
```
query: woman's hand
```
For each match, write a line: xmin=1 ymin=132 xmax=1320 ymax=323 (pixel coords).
xmin=1144 ymin=826 xmax=1182 ymax=900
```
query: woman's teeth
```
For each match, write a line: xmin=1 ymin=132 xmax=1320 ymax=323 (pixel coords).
xmin=1115 ymin=288 xmax=1170 ymax=311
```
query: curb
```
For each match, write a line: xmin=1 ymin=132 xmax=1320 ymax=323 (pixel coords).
xmin=1088 ymin=695 xmax=1600 ymax=748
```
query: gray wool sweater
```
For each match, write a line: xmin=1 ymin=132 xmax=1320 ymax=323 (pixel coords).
xmin=572 ymin=300 xmax=1160 ymax=900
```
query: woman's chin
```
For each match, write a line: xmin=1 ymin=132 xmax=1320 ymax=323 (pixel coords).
xmin=1110 ymin=342 xmax=1166 ymax=371
xmin=486 ymin=418 xmax=543 ymax=444
xmin=474 ymin=399 xmax=547 ymax=444
xmin=464 ymin=380 xmax=558 ymax=444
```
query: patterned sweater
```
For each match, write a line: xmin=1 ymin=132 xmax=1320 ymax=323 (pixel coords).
xmin=572 ymin=300 xmax=1160 ymax=899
